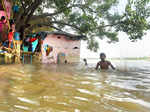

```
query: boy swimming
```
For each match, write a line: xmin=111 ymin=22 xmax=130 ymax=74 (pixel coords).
xmin=96 ymin=53 xmax=115 ymax=70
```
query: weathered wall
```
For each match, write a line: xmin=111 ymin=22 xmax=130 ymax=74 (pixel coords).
xmin=42 ymin=34 xmax=81 ymax=64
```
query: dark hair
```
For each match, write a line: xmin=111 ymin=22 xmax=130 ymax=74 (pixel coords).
xmin=36 ymin=33 xmax=41 ymax=37
xmin=83 ymin=58 xmax=88 ymax=65
xmin=65 ymin=60 xmax=67 ymax=64
xmin=9 ymin=19 xmax=15 ymax=26
xmin=83 ymin=58 xmax=87 ymax=62
xmin=9 ymin=29 xmax=13 ymax=32
xmin=100 ymin=53 xmax=106 ymax=57
xmin=1 ymin=16 xmax=5 ymax=20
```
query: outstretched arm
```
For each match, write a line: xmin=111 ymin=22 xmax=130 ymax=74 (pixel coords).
xmin=110 ymin=63 xmax=115 ymax=70
xmin=95 ymin=62 xmax=99 ymax=70
xmin=108 ymin=61 xmax=115 ymax=70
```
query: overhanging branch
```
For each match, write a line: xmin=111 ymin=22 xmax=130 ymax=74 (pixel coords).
xmin=31 ymin=11 xmax=63 ymax=19
xmin=31 ymin=3 xmax=96 ymax=19
xmin=50 ymin=21 xmax=82 ymax=31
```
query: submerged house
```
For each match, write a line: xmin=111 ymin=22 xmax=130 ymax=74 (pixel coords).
xmin=42 ymin=32 xmax=83 ymax=64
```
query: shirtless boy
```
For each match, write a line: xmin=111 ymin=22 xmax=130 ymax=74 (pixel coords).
xmin=96 ymin=53 xmax=115 ymax=70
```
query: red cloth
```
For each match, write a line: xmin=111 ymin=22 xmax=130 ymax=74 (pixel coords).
xmin=8 ymin=32 xmax=13 ymax=42
xmin=29 ymin=38 xmax=37 ymax=42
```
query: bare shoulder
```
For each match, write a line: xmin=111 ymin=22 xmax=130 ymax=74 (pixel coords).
xmin=97 ymin=61 xmax=101 ymax=64
xmin=106 ymin=61 xmax=111 ymax=64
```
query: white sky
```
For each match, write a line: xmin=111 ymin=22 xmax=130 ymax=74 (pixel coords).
xmin=80 ymin=32 xmax=150 ymax=58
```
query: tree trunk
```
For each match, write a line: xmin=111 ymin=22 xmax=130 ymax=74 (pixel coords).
xmin=13 ymin=0 xmax=43 ymax=40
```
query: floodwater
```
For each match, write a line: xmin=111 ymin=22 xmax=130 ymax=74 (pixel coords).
xmin=0 ymin=60 xmax=150 ymax=112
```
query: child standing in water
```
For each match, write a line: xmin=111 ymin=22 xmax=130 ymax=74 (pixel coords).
xmin=96 ymin=53 xmax=115 ymax=70
xmin=8 ymin=29 xmax=14 ymax=48
xmin=83 ymin=58 xmax=88 ymax=66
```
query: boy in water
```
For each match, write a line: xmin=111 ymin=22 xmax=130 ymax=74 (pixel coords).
xmin=96 ymin=53 xmax=115 ymax=70
xmin=83 ymin=58 xmax=88 ymax=66
xmin=8 ymin=29 xmax=14 ymax=48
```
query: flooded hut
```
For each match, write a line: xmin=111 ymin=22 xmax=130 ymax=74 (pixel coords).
xmin=42 ymin=32 xmax=82 ymax=64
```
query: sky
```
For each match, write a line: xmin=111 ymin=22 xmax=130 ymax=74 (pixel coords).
xmin=80 ymin=32 xmax=150 ymax=58
xmin=80 ymin=0 xmax=150 ymax=59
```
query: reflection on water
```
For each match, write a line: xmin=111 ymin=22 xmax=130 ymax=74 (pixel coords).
xmin=0 ymin=61 xmax=150 ymax=112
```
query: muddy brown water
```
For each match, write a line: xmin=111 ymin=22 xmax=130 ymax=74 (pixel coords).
xmin=0 ymin=60 xmax=150 ymax=112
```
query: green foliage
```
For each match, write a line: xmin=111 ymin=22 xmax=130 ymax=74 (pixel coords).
xmin=12 ymin=0 xmax=150 ymax=51
xmin=119 ymin=0 xmax=150 ymax=40
xmin=107 ymin=0 xmax=150 ymax=41
xmin=87 ymin=37 xmax=99 ymax=52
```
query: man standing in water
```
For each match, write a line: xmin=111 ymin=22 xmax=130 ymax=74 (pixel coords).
xmin=96 ymin=53 xmax=115 ymax=70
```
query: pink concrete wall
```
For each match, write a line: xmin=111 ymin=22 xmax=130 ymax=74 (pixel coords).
xmin=0 ymin=0 xmax=11 ymax=19
xmin=42 ymin=34 xmax=81 ymax=64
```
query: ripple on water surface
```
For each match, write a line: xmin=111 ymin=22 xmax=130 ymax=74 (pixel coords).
xmin=0 ymin=63 xmax=149 ymax=112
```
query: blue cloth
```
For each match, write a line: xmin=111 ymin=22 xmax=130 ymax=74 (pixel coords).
xmin=13 ymin=6 xmax=19 ymax=12
xmin=44 ymin=44 xmax=48 ymax=51
xmin=23 ymin=46 xmax=29 ymax=52
xmin=0 ymin=50 xmax=7 ymax=53
xmin=31 ymin=39 xmax=38 ymax=52
xmin=14 ymin=32 xmax=20 ymax=40
xmin=32 ymin=34 xmax=36 ymax=37
xmin=61 ymin=53 xmax=65 ymax=56
xmin=37 ymin=32 xmax=47 ymax=40
xmin=3 ymin=41 xmax=13 ymax=48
